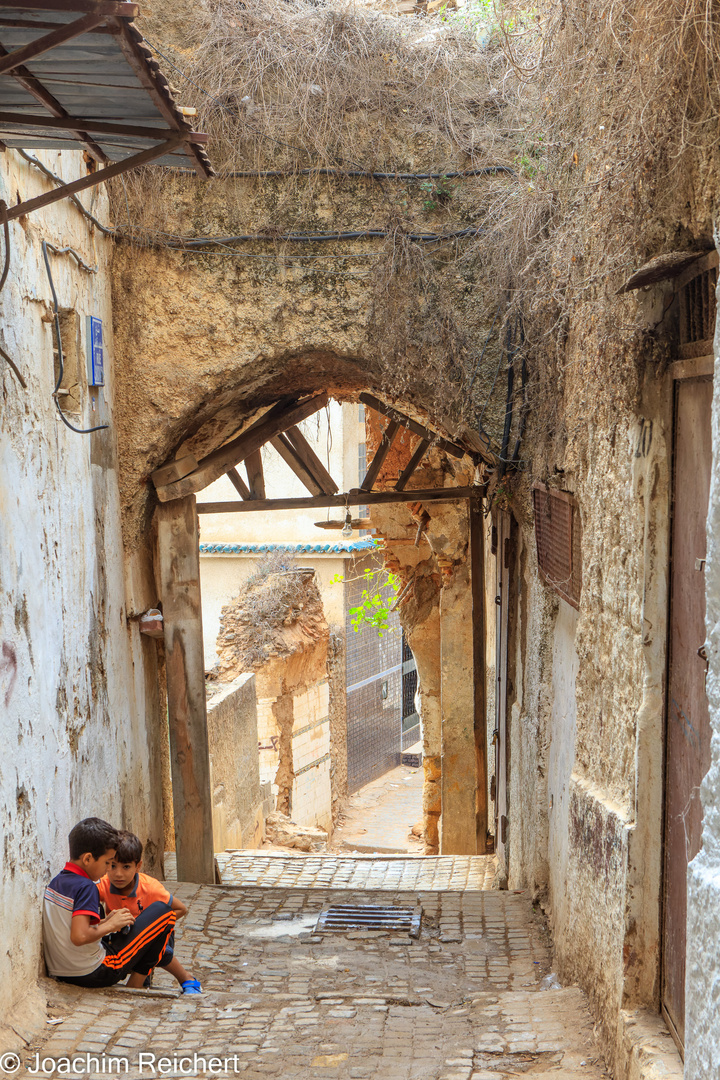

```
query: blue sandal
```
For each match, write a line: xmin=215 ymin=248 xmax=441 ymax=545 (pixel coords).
xmin=181 ymin=978 xmax=202 ymax=994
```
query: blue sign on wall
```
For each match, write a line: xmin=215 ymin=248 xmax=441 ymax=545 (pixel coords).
xmin=86 ymin=316 xmax=104 ymax=386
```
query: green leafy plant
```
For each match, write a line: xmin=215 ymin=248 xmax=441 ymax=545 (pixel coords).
xmin=419 ymin=176 xmax=454 ymax=212
xmin=514 ymin=135 xmax=545 ymax=180
xmin=331 ymin=561 xmax=401 ymax=637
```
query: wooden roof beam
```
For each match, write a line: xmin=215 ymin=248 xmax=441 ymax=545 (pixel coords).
xmin=271 ymin=432 xmax=324 ymax=496
xmin=283 ymin=425 xmax=338 ymax=495
xmin=0 ymin=12 xmax=105 ymax=75
xmin=0 ymin=2 xmax=138 ymax=13
xmin=0 ymin=44 xmax=108 ymax=163
xmin=361 ymin=418 xmax=399 ymax=491
xmin=226 ymin=467 xmax=251 ymax=500
xmin=245 ymin=450 xmax=265 ymax=500
xmin=0 ymin=110 xmax=208 ymax=144
xmin=154 ymin=393 xmax=329 ymax=502
xmin=197 ymin=486 xmax=476 ymax=514
xmin=395 ymin=437 xmax=430 ymax=491
xmin=109 ymin=17 xmax=212 ymax=179
xmin=4 ymin=135 xmax=182 ymax=222
xmin=359 ymin=392 xmax=466 ymax=458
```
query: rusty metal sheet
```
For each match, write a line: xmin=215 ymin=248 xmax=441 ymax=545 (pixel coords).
xmin=662 ymin=376 xmax=713 ymax=1051
xmin=0 ymin=5 xmax=213 ymax=174
xmin=532 ymin=484 xmax=582 ymax=609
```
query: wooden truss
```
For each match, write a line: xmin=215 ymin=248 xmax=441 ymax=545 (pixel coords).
xmin=151 ymin=392 xmax=475 ymax=510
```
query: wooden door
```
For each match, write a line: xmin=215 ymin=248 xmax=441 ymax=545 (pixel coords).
xmin=494 ymin=510 xmax=510 ymax=865
xmin=662 ymin=375 xmax=713 ymax=1050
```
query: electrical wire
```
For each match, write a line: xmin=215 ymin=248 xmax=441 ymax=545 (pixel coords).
xmin=172 ymin=167 xmax=515 ymax=180
xmin=42 ymin=240 xmax=109 ymax=435
xmin=0 ymin=199 xmax=10 ymax=293
xmin=17 ymin=149 xmax=114 ymax=236
xmin=43 ymin=242 xmax=97 ymax=274
xmin=0 ymin=341 xmax=26 ymax=388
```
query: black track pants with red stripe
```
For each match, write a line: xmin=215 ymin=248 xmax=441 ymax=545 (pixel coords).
xmin=58 ymin=901 xmax=177 ymax=987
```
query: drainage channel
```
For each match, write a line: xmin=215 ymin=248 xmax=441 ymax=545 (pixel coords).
xmin=315 ymin=903 xmax=422 ymax=937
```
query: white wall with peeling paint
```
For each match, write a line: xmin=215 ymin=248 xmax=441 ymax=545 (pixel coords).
xmin=0 ymin=150 xmax=163 ymax=1044
xmin=684 ymin=294 xmax=720 ymax=1074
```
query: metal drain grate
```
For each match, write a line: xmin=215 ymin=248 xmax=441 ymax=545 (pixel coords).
xmin=315 ymin=903 xmax=422 ymax=937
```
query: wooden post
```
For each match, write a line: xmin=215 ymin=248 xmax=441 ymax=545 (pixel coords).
xmin=439 ymin=558 xmax=478 ymax=855
xmin=470 ymin=494 xmax=488 ymax=851
xmin=439 ymin=494 xmax=487 ymax=855
xmin=156 ymin=496 xmax=215 ymax=883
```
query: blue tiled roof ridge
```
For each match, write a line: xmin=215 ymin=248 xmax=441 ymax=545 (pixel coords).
xmin=199 ymin=539 xmax=376 ymax=555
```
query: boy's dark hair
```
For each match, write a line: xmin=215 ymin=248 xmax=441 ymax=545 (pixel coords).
xmin=114 ymin=830 xmax=143 ymax=864
xmin=68 ymin=818 xmax=120 ymax=860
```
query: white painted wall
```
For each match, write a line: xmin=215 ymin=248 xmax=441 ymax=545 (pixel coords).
xmin=0 ymin=150 xmax=162 ymax=1041
xmin=684 ymin=294 xmax=720 ymax=1073
xmin=547 ymin=602 xmax=579 ymax=936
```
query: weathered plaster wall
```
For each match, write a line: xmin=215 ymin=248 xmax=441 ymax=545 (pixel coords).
xmin=684 ymin=281 xmax=720 ymax=1076
xmin=546 ymin=603 xmax=579 ymax=944
xmin=507 ymin=306 xmax=675 ymax=1065
xmin=110 ymin=171 xmax=500 ymax=555
xmin=206 ymin=674 xmax=265 ymax=850
xmin=0 ymin=151 xmax=163 ymax=1045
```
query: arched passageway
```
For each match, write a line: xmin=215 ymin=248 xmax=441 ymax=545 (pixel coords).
xmin=148 ymin=386 xmax=490 ymax=881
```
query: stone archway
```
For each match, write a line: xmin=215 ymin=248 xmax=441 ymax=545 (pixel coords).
xmin=112 ymin=246 xmax=494 ymax=882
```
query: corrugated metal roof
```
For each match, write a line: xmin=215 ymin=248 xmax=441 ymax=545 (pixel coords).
xmin=199 ymin=540 xmax=377 ymax=555
xmin=0 ymin=3 xmax=212 ymax=174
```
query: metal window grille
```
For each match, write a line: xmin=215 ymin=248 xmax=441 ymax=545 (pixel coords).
xmin=532 ymin=484 xmax=582 ymax=609
xmin=680 ymin=266 xmax=717 ymax=347
xmin=401 ymin=632 xmax=419 ymax=748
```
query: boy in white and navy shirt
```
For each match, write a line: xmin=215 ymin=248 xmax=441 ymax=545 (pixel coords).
xmin=43 ymin=817 xmax=176 ymax=989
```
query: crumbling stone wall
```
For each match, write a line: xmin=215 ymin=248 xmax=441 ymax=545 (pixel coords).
xmin=205 ymin=673 xmax=265 ymax=850
xmin=365 ymin=404 xmax=487 ymax=852
xmin=503 ymin=288 xmax=678 ymax=1071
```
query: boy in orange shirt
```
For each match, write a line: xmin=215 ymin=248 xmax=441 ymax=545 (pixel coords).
xmin=96 ymin=831 xmax=201 ymax=994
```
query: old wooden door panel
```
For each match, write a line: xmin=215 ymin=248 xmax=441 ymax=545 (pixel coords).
xmin=663 ymin=375 xmax=713 ymax=1049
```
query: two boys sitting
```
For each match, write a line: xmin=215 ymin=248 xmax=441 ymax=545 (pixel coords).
xmin=43 ymin=817 xmax=201 ymax=994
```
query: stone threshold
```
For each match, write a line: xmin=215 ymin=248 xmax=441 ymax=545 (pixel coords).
xmin=617 ymin=1008 xmax=683 ymax=1080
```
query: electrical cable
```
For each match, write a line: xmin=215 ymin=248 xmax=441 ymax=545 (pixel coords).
xmin=17 ymin=150 xmax=114 ymax=236
xmin=509 ymin=319 xmax=527 ymax=468
xmin=0 ymin=199 xmax=10 ymax=293
xmin=43 ymin=242 xmax=97 ymax=274
xmin=171 ymin=167 xmax=515 ymax=180
xmin=0 ymin=341 xmax=26 ymax=388
xmin=42 ymin=240 xmax=109 ymax=435
xmin=497 ymin=317 xmax=517 ymax=479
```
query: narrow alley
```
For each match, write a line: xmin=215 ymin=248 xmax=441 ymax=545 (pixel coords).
xmin=28 ymin=854 xmax=608 ymax=1080
xmin=3 ymin=0 xmax=720 ymax=1077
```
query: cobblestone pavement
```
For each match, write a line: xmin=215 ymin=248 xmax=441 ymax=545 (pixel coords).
xmin=329 ymin=762 xmax=424 ymax=854
xmin=213 ymin=854 xmax=495 ymax=891
xmin=24 ymin=864 xmax=609 ymax=1080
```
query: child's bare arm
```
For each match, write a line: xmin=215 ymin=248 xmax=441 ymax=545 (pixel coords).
xmin=70 ymin=908 xmax=134 ymax=945
xmin=170 ymin=896 xmax=188 ymax=918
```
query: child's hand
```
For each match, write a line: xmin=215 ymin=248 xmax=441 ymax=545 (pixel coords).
xmin=106 ymin=908 xmax=134 ymax=932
